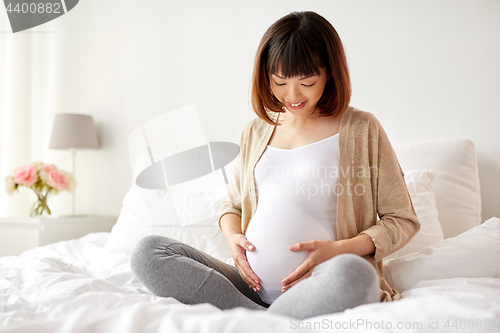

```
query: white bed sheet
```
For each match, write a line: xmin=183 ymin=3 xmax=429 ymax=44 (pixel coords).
xmin=1 ymin=233 xmax=500 ymax=333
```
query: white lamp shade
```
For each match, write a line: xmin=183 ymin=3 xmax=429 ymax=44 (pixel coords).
xmin=49 ymin=114 xmax=99 ymax=149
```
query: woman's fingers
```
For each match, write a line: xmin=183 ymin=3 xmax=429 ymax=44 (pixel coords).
xmin=239 ymin=257 xmax=261 ymax=288
xmin=289 ymin=240 xmax=316 ymax=252
xmin=234 ymin=253 xmax=261 ymax=291
xmin=281 ymin=269 xmax=312 ymax=292
xmin=233 ymin=247 xmax=260 ymax=290
xmin=236 ymin=236 xmax=260 ymax=286
xmin=228 ymin=234 xmax=261 ymax=291
xmin=237 ymin=236 xmax=255 ymax=252
xmin=281 ymin=259 xmax=313 ymax=286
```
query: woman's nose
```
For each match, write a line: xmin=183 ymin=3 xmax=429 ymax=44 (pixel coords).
xmin=285 ymin=85 xmax=301 ymax=102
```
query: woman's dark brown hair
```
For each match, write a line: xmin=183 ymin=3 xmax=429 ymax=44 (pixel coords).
xmin=251 ymin=11 xmax=351 ymax=125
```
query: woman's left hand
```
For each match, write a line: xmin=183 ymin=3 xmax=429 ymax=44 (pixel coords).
xmin=280 ymin=240 xmax=342 ymax=292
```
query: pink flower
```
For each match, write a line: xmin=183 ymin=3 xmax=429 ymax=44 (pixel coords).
xmin=46 ymin=171 xmax=68 ymax=191
xmin=40 ymin=164 xmax=58 ymax=181
xmin=42 ymin=164 xmax=58 ymax=174
xmin=13 ymin=165 xmax=37 ymax=187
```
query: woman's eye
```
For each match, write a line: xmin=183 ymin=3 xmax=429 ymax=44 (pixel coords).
xmin=274 ymin=82 xmax=286 ymax=86
xmin=302 ymin=83 xmax=315 ymax=87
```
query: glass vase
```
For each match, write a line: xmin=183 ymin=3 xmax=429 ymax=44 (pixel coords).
xmin=30 ymin=190 xmax=52 ymax=217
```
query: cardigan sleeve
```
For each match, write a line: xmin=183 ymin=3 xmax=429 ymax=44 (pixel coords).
xmin=217 ymin=152 xmax=243 ymax=229
xmin=217 ymin=121 xmax=252 ymax=230
xmin=359 ymin=116 xmax=421 ymax=262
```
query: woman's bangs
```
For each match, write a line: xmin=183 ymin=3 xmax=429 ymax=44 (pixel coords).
xmin=267 ymin=36 xmax=322 ymax=79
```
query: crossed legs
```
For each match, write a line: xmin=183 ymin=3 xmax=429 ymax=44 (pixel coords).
xmin=130 ymin=235 xmax=380 ymax=320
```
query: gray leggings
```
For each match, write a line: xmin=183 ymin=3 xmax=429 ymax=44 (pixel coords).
xmin=130 ymin=235 xmax=380 ymax=320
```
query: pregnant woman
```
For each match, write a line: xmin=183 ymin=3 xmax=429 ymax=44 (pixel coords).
xmin=130 ymin=11 xmax=420 ymax=320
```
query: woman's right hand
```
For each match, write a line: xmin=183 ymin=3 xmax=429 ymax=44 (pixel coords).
xmin=227 ymin=233 xmax=261 ymax=292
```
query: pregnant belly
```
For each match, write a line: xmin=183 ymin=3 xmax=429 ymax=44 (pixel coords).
xmin=246 ymin=239 xmax=309 ymax=291
xmin=245 ymin=211 xmax=334 ymax=303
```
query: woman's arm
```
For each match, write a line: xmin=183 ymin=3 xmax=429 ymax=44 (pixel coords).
xmin=357 ymin=115 xmax=421 ymax=262
xmin=217 ymin=150 xmax=244 ymax=229
xmin=217 ymin=120 xmax=263 ymax=290
xmin=220 ymin=212 xmax=243 ymax=237
xmin=336 ymin=233 xmax=375 ymax=256
xmin=218 ymin=120 xmax=255 ymax=230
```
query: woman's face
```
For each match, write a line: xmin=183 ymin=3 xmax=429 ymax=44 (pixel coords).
xmin=270 ymin=67 xmax=328 ymax=117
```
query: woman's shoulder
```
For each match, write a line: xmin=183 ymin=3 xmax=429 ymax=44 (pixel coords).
xmin=344 ymin=106 xmax=380 ymax=124
xmin=241 ymin=112 xmax=278 ymax=136
xmin=343 ymin=106 xmax=385 ymax=132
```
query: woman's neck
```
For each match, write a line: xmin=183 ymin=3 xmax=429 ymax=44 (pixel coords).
xmin=279 ymin=109 xmax=335 ymax=129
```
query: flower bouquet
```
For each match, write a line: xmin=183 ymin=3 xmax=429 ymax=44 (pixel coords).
xmin=5 ymin=162 xmax=77 ymax=217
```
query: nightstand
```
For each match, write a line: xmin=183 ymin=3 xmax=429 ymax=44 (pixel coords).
xmin=0 ymin=216 xmax=117 ymax=257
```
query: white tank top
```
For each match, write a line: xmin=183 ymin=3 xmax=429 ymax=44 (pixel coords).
xmin=245 ymin=133 xmax=340 ymax=304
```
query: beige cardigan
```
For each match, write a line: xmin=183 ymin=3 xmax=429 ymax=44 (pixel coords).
xmin=217 ymin=106 xmax=421 ymax=302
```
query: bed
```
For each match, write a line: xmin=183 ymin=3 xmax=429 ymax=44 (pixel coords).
xmin=1 ymin=136 xmax=500 ymax=333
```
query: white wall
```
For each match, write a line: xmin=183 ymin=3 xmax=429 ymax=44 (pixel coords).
xmin=1 ymin=0 xmax=499 ymax=220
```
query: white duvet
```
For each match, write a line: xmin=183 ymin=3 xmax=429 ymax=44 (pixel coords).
xmin=2 ymin=220 xmax=500 ymax=333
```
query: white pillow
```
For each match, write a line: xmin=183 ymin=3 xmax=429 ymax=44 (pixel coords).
xmin=105 ymin=184 xmax=233 ymax=261
xmin=384 ymin=217 xmax=500 ymax=293
xmin=393 ymin=137 xmax=481 ymax=238
xmin=383 ymin=170 xmax=444 ymax=262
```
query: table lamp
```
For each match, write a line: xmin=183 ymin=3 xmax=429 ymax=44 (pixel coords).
xmin=49 ymin=113 xmax=99 ymax=216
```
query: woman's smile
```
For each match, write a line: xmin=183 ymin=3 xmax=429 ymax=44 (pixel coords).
xmin=285 ymin=101 xmax=307 ymax=109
